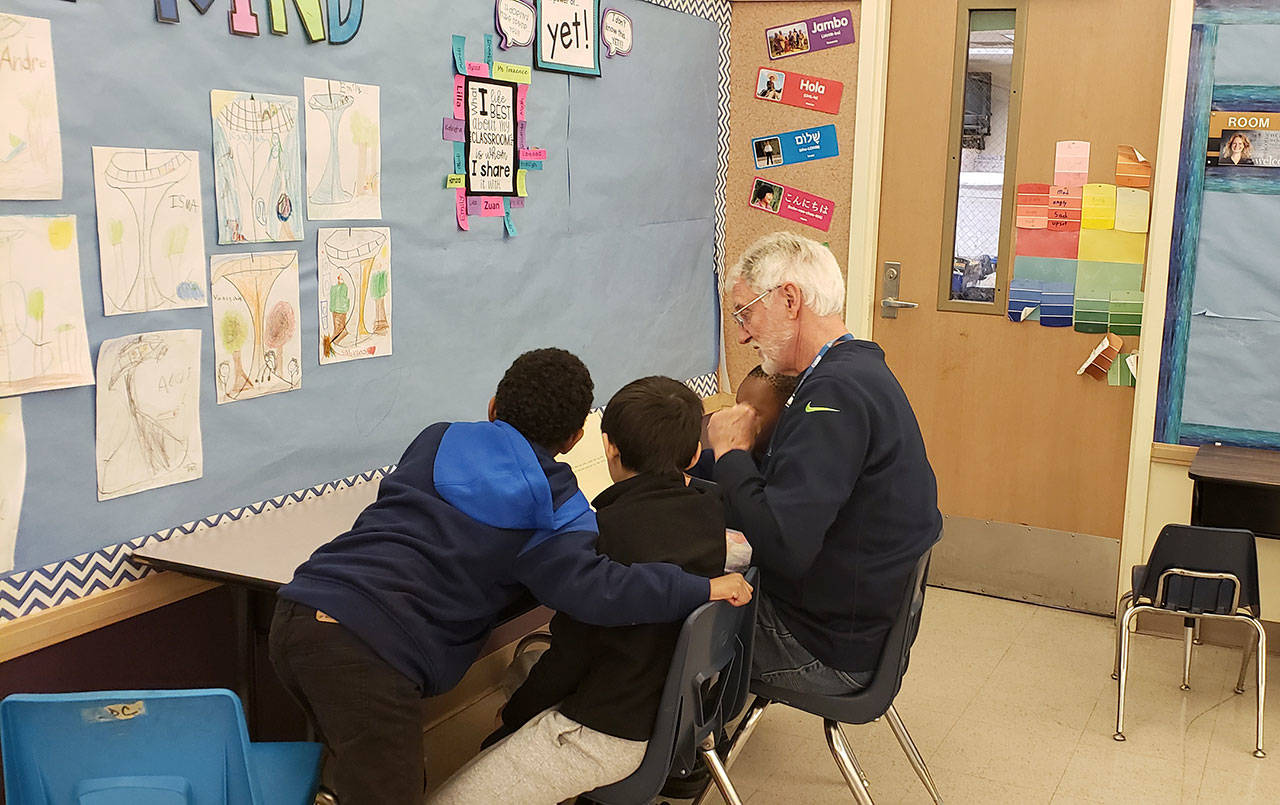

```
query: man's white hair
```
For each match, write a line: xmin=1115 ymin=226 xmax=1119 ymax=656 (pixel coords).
xmin=725 ymin=232 xmax=846 ymax=317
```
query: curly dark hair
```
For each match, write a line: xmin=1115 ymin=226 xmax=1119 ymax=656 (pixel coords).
xmin=494 ymin=348 xmax=594 ymax=452
xmin=747 ymin=364 xmax=799 ymax=400
xmin=601 ymin=376 xmax=702 ymax=475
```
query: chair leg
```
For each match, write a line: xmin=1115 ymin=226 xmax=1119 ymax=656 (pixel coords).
xmin=1237 ymin=630 xmax=1256 ymax=695
xmin=691 ymin=698 xmax=770 ymax=805
xmin=825 ymin=719 xmax=875 ymax=805
xmin=1252 ymin=619 xmax=1267 ymax=759
xmin=1181 ymin=621 xmax=1195 ymax=691
xmin=699 ymin=734 xmax=745 ymax=805
xmin=1114 ymin=605 xmax=1140 ymax=742
xmin=1112 ymin=591 xmax=1134 ymax=680
xmin=1193 ymin=618 xmax=1203 ymax=645
xmin=833 ymin=723 xmax=871 ymax=790
xmin=885 ymin=705 xmax=943 ymax=804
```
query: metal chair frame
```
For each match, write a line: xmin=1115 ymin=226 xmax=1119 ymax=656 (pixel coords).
xmin=1112 ymin=567 xmax=1267 ymax=758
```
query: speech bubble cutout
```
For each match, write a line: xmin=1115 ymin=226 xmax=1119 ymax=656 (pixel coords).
xmin=601 ymin=8 xmax=633 ymax=57
xmin=495 ymin=0 xmax=535 ymax=49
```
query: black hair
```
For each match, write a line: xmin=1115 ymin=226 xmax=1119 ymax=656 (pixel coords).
xmin=494 ymin=348 xmax=594 ymax=452
xmin=753 ymin=182 xmax=777 ymax=203
xmin=746 ymin=365 xmax=799 ymax=401
xmin=601 ymin=376 xmax=702 ymax=475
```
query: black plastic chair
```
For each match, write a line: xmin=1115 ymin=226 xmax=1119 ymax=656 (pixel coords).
xmin=702 ymin=549 xmax=940 ymax=805
xmin=582 ymin=566 xmax=759 ymax=805
xmin=1111 ymin=524 xmax=1265 ymax=757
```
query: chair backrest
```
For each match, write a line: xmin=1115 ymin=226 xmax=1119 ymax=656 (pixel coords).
xmin=585 ymin=567 xmax=759 ymax=805
xmin=1 ymin=689 xmax=260 ymax=805
xmin=750 ymin=547 xmax=932 ymax=726
xmin=1139 ymin=524 xmax=1260 ymax=616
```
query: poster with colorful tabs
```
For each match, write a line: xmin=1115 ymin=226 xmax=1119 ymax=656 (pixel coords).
xmin=1046 ymin=185 xmax=1082 ymax=231
xmin=1081 ymin=183 xmax=1116 ymax=229
xmin=1015 ymin=183 xmax=1049 ymax=229
xmin=1073 ymin=260 xmax=1142 ymax=334
xmin=1054 ymin=140 xmax=1089 ymax=188
xmin=0 ymin=397 xmax=24 ymax=573
xmin=754 ymin=67 xmax=843 ymax=115
xmin=766 ymin=9 xmax=855 ymax=60
xmin=465 ymin=76 xmax=519 ymax=196
xmin=1114 ymin=187 xmax=1150 ymax=233
xmin=0 ymin=215 xmax=93 ymax=398
xmin=318 ymin=227 xmax=392 ymax=364
xmin=535 ymin=0 xmax=601 ymax=77
xmin=0 ymin=13 xmax=62 ymax=200
xmin=1116 ymin=145 xmax=1152 ymax=188
xmin=749 ymin=177 xmax=834 ymax=232
xmin=751 ymin=125 xmax=838 ymax=170
xmin=210 ymin=90 xmax=304 ymax=244
xmin=304 ymin=78 xmax=382 ymax=221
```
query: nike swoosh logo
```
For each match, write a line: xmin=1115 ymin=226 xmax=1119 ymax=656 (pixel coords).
xmin=805 ymin=403 xmax=840 ymax=413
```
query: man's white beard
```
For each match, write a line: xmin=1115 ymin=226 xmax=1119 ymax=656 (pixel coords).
xmin=754 ymin=328 xmax=794 ymax=375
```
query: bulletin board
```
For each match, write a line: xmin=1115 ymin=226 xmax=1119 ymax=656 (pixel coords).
xmin=1156 ymin=2 xmax=1280 ymax=450
xmin=0 ymin=0 xmax=728 ymax=619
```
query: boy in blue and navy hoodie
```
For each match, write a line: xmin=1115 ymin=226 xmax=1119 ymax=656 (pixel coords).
xmin=268 ymin=349 xmax=752 ymax=805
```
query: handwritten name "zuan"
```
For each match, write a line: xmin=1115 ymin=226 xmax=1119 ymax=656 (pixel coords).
xmin=154 ymin=0 xmax=364 ymax=45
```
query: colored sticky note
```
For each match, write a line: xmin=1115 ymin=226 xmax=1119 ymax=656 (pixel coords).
xmin=520 ymin=148 xmax=548 ymax=161
xmin=503 ymin=198 xmax=517 ymax=236
xmin=1082 ymin=183 xmax=1117 ymax=229
xmin=1108 ymin=289 xmax=1144 ymax=337
xmin=1015 ymin=183 xmax=1049 ymax=229
xmin=1078 ymin=229 xmax=1146 ymax=264
xmin=517 ymin=84 xmax=528 ymax=121
xmin=445 ymin=174 xmax=465 ymax=189
xmin=452 ymin=34 xmax=466 ymax=73
xmin=453 ymin=142 xmax=465 ymax=174
xmin=493 ymin=62 xmax=532 ymax=84
xmin=467 ymin=196 xmax=483 ymax=216
xmin=480 ymin=197 xmax=505 ymax=217
xmin=509 ymin=197 xmax=526 ymax=209
xmin=519 ymin=160 xmax=543 ymax=171
xmin=454 ymin=75 xmax=465 ymax=119
xmin=466 ymin=61 xmax=490 ymax=77
xmin=455 ymin=188 xmax=469 ymax=230
xmin=517 ymin=169 xmax=528 ymax=197
xmin=1014 ymin=228 xmax=1079 ymax=259
xmin=1115 ymin=188 xmax=1150 ymax=233
xmin=484 ymin=33 xmax=494 ymax=67
xmin=1116 ymin=145 xmax=1152 ymax=189
xmin=518 ymin=121 xmax=527 ymax=149
xmin=443 ymin=117 xmax=465 ymax=142
xmin=1054 ymin=140 xmax=1090 ymax=187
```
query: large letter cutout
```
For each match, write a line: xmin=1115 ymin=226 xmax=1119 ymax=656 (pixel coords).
xmin=155 ymin=0 xmax=216 ymax=23
xmin=229 ymin=0 xmax=261 ymax=36
xmin=327 ymin=0 xmax=363 ymax=44
xmin=268 ymin=0 xmax=327 ymax=41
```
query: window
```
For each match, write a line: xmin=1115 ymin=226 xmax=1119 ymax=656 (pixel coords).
xmin=938 ymin=3 xmax=1027 ymax=313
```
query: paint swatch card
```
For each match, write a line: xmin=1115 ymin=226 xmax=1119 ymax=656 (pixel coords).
xmin=1077 ymin=333 xmax=1122 ymax=380
xmin=749 ymin=177 xmax=834 ymax=232
xmin=752 ymin=125 xmax=838 ymax=169
xmin=1015 ymin=183 xmax=1049 ymax=229
xmin=754 ymin=67 xmax=843 ymax=115
xmin=1108 ymin=352 xmax=1136 ymax=386
xmin=1073 ymin=260 xmax=1142 ymax=334
xmin=1008 ymin=255 xmax=1075 ymax=325
xmin=1081 ymin=183 xmax=1116 ymax=229
xmin=1054 ymin=140 xmax=1090 ymax=188
xmin=766 ymin=10 xmax=855 ymax=60
xmin=1014 ymin=227 xmax=1079 ymax=260
xmin=1116 ymin=145 xmax=1152 ymax=188
xmin=1108 ymin=289 xmax=1143 ymax=337
xmin=1114 ymin=187 xmax=1150 ymax=233
xmin=1046 ymin=185 xmax=1082 ymax=231
xmin=1078 ymin=229 xmax=1146 ymax=264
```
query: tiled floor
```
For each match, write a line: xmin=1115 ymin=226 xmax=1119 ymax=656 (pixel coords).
xmin=690 ymin=587 xmax=1280 ymax=805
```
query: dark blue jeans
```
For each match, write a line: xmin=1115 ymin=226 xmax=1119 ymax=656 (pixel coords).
xmin=752 ymin=593 xmax=872 ymax=695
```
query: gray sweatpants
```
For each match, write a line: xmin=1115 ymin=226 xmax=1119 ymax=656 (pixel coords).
xmin=427 ymin=707 xmax=647 ymax=805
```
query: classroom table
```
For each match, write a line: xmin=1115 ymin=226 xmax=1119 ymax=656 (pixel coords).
xmin=1189 ymin=444 xmax=1280 ymax=540
xmin=132 ymin=479 xmax=551 ymax=733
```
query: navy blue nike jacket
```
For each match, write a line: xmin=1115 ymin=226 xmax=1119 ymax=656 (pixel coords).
xmin=713 ymin=339 xmax=941 ymax=674
xmin=279 ymin=420 xmax=710 ymax=695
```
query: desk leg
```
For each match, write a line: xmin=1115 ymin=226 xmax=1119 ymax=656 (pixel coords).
xmin=233 ymin=586 xmax=257 ymax=736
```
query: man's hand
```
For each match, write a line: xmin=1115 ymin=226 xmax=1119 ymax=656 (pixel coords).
xmin=709 ymin=572 xmax=753 ymax=607
xmin=708 ymin=403 xmax=760 ymax=459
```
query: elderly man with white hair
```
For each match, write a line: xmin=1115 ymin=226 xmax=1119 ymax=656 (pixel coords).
xmin=706 ymin=231 xmax=942 ymax=695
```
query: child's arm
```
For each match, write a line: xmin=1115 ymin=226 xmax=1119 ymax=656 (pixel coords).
xmin=499 ymin=620 xmax=590 ymax=734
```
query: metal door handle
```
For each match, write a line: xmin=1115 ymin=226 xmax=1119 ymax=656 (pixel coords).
xmin=881 ymin=298 xmax=919 ymax=309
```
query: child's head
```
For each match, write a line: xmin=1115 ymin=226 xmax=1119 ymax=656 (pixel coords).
xmin=736 ymin=365 xmax=799 ymax=455
xmin=492 ymin=348 xmax=594 ymax=454
xmin=600 ymin=376 xmax=702 ymax=478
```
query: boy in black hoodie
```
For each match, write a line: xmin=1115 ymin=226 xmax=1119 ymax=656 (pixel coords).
xmin=428 ymin=376 xmax=728 ymax=805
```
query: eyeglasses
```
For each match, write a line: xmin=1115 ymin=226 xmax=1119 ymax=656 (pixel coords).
xmin=731 ymin=286 xmax=780 ymax=327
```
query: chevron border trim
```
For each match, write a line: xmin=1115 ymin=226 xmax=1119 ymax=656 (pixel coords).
xmin=0 ymin=372 xmax=719 ymax=623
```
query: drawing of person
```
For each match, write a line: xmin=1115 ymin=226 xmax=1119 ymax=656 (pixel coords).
xmin=329 ymin=275 xmax=351 ymax=342
xmin=100 ymin=335 xmax=189 ymax=496
xmin=1221 ymin=132 xmax=1255 ymax=166
xmin=217 ymin=361 xmax=231 ymax=396
xmin=259 ymin=349 xmax=277 ymax=384
xmin=288 ymin=357 xmax=300 ymax=388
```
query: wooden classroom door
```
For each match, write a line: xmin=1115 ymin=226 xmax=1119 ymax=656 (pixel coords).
xmin=871 ymin=0 xmax=1168 ymax=544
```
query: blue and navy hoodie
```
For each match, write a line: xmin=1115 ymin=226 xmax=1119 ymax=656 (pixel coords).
xmin=279 ymin=420 xmax=710 ymax=696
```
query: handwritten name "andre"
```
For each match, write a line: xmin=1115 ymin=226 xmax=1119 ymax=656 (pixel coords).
xmin=0 ymin=44 xmax=48 ymax=72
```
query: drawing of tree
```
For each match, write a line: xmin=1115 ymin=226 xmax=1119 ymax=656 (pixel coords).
xmin=351 ymin=111 xmax=379 ymax=195
xmin=26 ymin=289 xmax=42 ymax=344
xmin=108 ymin=219 xmax=125 ymax=286
xmin=371 ymin=268 xmax=389 ymax=333
xmin=264 ymin=300 xmax=295 ymax=381
xmin=221 ymin=311 xmax=251 ymax=395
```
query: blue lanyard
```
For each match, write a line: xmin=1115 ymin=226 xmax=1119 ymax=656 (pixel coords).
xmin=767 ymin=333 xmax=854 ymax=459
